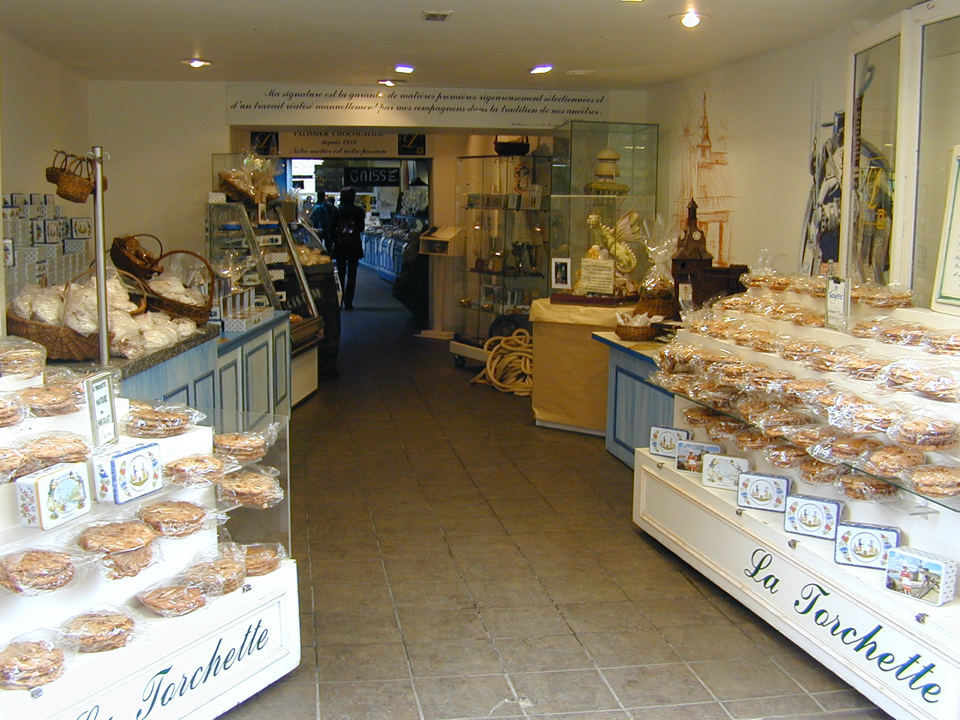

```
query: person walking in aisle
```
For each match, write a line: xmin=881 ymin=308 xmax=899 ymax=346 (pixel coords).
xmin=332 ymin=186 xmax=366 ymax=309
xmin=309 ymin=194 xmax=339 ymax=252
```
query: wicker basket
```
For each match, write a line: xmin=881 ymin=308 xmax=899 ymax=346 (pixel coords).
xmin=110 ymin=234 xmax=164 ymax=279
xmin=45 ymin=150 xmax=71 ymax=185
xmin=615 ymin=324 xmax=657 ymax=342
xmin=494 ymin=135 xmax=529 ymax=156
xmin=4 ymin=268 xmax=146 ymax=360
xmin=56 ymin=156 xmax=94 ymax=203
xmin=143 ymin=250 xmax=215 ymax=323
xmin=633 ymin=296 xmax=680 ymax=320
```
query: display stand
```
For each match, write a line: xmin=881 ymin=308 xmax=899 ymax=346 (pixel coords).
xmin=0 ymin=403 xmax=299 ymax=720
xmin=634 ymin=291 xmax=960 ymax=720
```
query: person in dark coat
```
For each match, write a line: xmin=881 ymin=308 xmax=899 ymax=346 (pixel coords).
xmin=309 ymin=194 xmax=339 ymax=251
xmin=332 ymin=187 xmax=366 ymax=309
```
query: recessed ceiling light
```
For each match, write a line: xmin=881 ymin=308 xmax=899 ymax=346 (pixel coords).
xmin=566 ymin=69 xmax=596 ymax=76
xmin=422 ymin=10 xmax=452 ymax=21
xmin=181 ymin=58 xmax=211 ymax=68
xmin=395 ymin=64 xmax=415 ymax=74
xmin=672 ymin=10 xmax=703 ymax=27
xmin=620 ymin=0 xmax=644 ymax=3
xmin=530 ymin=65 xmax=553 ymax=74
xmin=378 ymin=80 xmax=396 ymax=87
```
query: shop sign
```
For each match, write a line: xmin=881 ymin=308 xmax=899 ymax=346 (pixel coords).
xmin=228 ymin=84 xmax=608 ymax=129
xmin=56 ymin=599 xmax=289 ymax=720
xmin=343 ymin=167 xmax=400 ymax=187
xmin=278 ymin=131 xmax=423 ymax=157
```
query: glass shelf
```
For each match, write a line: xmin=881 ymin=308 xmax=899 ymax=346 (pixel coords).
xmin=652 ymin=378 xmax=960 ymax=514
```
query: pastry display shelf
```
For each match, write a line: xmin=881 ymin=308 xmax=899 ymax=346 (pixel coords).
xmin=635 ymin=448 xmax=960 ymax=720
xmin=668 ymin=325 xmax=960 ymax=514
xmin=0 ymin=400 xmax=297 ymax=720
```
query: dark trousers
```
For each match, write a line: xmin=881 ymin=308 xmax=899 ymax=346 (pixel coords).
xmin=336 ymin=256 xmax=359 ymax=308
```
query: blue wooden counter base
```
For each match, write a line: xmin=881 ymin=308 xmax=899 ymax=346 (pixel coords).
xmin=592 ymin=331 xmax=674 ymax=468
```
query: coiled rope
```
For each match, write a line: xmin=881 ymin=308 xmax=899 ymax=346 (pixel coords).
xmin=470 ymin=328 xmax=534 ymax=396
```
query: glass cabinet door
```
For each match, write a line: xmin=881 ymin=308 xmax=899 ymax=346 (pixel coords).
xmin=845 ymin=31 xmax=899 ymax=286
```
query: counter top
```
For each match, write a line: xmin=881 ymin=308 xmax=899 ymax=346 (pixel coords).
xmin=591 ymin=331 xmax=664 ymax=364
xmin=55 ymin=323 xmax=221 ymax=379
xmin=217 ymin=310 xmax=290 ymax=355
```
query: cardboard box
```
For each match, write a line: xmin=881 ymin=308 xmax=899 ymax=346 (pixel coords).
xmin=885 ymin=547 xmax=956 ymax=606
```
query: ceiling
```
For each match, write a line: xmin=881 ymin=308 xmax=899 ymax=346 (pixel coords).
xmin=0 ymin=0 xmax=917 ymax=90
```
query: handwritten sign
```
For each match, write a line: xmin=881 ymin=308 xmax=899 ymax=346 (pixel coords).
xmin=825 ymin=277 xmax=850 ymax=330
xmin=578 ymin=258 xmax=615 ymax=295
xmin=227 ymin=85 xmax=608 ymax=129
xmin=85 ymin=372 xmax=118 ymax=447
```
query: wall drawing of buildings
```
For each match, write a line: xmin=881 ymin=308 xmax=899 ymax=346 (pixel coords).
xmin=677 ymin=93 xmax=735 ymax=264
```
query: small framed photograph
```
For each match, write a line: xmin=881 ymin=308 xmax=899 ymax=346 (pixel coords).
xmin=675 ymin=440 xmax=722 ymax=473
xmin=885 ymin=547 xmax=956 ymax=606
xmin=552 ymin=258 xmax=572 ymax=290
xmin=649 ymin=426 xmax=689 ymax=458
xmin=10 ymin=194 xmax=26 ymax=208
xmin=737 ymin=473 xmax=790 ymax=513
xmin=29 ymin=193 xmax=44 ymax=206
xmin=71 ymin=217 xmax=93 ymax=238
xmin=702 ymin=454 xmax=750 ymax=490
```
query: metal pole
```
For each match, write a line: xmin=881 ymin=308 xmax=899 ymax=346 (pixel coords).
xmin=91 ymin=147 xmax=109 ymax=365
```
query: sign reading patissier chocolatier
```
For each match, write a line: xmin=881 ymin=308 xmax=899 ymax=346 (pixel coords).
xmin=227 ymin=84 xmax=608 ymax=129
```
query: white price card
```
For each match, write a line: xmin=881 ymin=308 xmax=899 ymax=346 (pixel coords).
xmin=825 ymin=276 xmax=850 ymax=330
xmin=578 ymin=257 xmax=615 ymax=295
xmin=85 ymin=371 xmax=119 ymax=447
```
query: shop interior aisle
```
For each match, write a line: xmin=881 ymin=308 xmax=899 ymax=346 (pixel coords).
xmin=221 ymin=267 xmax=891 ymax=720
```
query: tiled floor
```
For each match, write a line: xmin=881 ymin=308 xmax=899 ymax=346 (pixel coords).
xmin=221 ymin=268 xmax=892 ymax=720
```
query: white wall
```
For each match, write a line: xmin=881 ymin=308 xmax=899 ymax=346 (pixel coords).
xmin=88 ymin=82 xmax=230 ymax=255
xmin=0 ymin=33 xmax=90 ymax=212
xmin=646 ymin=29 xmax=855 ymax=273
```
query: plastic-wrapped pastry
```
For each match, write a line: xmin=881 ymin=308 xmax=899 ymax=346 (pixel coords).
xmin=779 ymin=339 xmax=833 ymax=363
xmin=828 ymin=401 xmax=903 ymax=435
xmin=780 ymin=424 xmax=840 ymax=450
xmin=849 ymin=316 xmax=886 ymax=339
xmin=743 ymin=368 xmax=795 ymax=395
xmin=124 ymin=401 xmax=205 ymax=438
xmin=888 ymin=414 xmax=960 ymax=450
xmin=901 ymin=465 xmax=960 ymax=498
xmin=655 ymin=343 xmax=699 ymax=373
xmin=832 ymin=348 xmax=890 ymax=381
xmin=876 ymin=319 xmax=929 ymax=346
xmin=0 ymin=632 xmax=70 ymax=690
xmin=757 ymin=407 xmax=813 ymax=438
xmin=911 ymin=368 xmax=960 ymax=403
xmin=838 ymin=472 xmax=900 ymax=502
xmin=682 ymin=406 xmax=720 ymax=427
xmin=705 ymin=417 xmax=749 ymax=442
xmin=809 ymin=434 xmax=885 ymax=465
xmin=920 ymin=329 xmax=960 ymax=356
xmin=61 ymin=606 xmax=137 ymax=653
xmin=218 ymin=466 xmax=284 ymax=509
xmin=763 ymin=442 xmax=810 ymax=469
xmin=859 ymin=445 xmax=925 ymax=477
xmin=242 ymin=543 xmax=287 ymax=576
xmin=0 ymin=338 xmax=46 ymax=378
xmin=782 ymin=378 xmax=832 ymax=405
xmin=859 ymin=283 xmax=914 ymax=309
xmin=138 ymin=576 xmax=215 ymax=617
xmin=62 ymin=280 xmax=99 ymax=336
xmin=798 ymin=456 xmax=849 ymax=484
xmin=0 ymin=549 xmax=78 ymax=596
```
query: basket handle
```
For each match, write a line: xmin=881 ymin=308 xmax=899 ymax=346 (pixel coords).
xmin=118 ymin=233 xmax=164 ymax=260
xmin=152 ymin=249 xmax=216 ymax=307
xmin=63 ymin=155 xmax=90 ymax=179
xmin=50 ymin=150 xmax=70 ymax=171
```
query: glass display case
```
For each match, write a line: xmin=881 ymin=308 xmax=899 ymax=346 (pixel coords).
xmin=452 ymin=154 xmax=551 ymax=346
xmin=549 ymin=121 xmax=658 ymax=305
xmin=206 ymin=202 xmax=322 ymax=351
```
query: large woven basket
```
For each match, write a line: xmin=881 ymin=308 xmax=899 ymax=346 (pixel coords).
xmin=615 ymin=324 xmax=657 ymax=342
xmin=143 ymin=250 xmax=215 ymax=323
xmin=4 ymin=269 xmax=146 ymax=360
xmin=56 ymin=156 xmax=94 ymax=203
xmin=110 ymin=234 xmax=164 ymax=279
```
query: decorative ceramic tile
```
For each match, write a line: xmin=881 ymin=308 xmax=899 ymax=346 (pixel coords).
xmin=784 ymin=495 xmax=843 ymax=540
xmin=676 ymin=441 xmax=722 ymax=473
xmin=885 ymin=547 xmax=956 ymax=606
xmin=737 ymin=473 xmax=790 ymax=513
xmin=834 ymin=522 xmax=900 ymax=570
xmin=702 ymin=454 xmax=750 ymax=491
xmin=650 ymin=426 xmax=690 ymax=458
